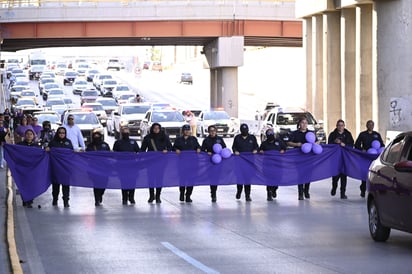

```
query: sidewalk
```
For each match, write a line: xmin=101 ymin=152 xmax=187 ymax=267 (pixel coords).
xmin=1 ymin=167 xmax=12 ymax=273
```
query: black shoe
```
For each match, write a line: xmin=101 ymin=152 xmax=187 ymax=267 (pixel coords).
xmin=360 ymin=191 xmax=365 ymax=198
xmin=99 ymin=196 xmax=103 ymax=203
xmin=64 ymin=201 xmax=70 ymax=208
xmin=95 ymin=201 xmax=101 ymax=207
xmin=156 ymin=198 xmax=162 ymax=203
xmin=245 ymin=196 xmax=252 ymax=202
xmin=235 ymin=191 xmax=241 ymax=199
xmin=272 ymin=190 xmax=277 ymax=199
xmin=52 ymin=199 xmax=58 ymax=206
xmin=129 ymin=199 xmax=136 ymax=204
xmin=331 ymin=188 xmax=336 ymax=196
xmin=185 ymin=197 xmax=192 ymax=203
xmin=179 ymin=192 xmax=184 ymax=202
xmin=211 ymin=197 xmax=217 ymax=203
xmin=304 ymin=192 xmax=310 ymax=199
xmin=148 ymin=197 xmax=155 ymax=203
xmin=122 ymin=200 xmax=128 ymax=205
xmin=340 ymin=194 xmax=348 ymax=199
xmin=267 ymin=192 xmax=273 ymax=201
xmin=298 ymin=194 xmax=304 ymax=200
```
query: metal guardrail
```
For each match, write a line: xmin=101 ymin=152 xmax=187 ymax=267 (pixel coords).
xmin=1 ymin=0 xmax=295 ymax=8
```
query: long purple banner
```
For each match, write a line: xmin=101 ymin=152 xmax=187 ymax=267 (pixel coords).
xmin=4 ymin=144 xmax=379 ymax=201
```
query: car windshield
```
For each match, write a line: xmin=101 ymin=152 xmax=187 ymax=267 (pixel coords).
xmin=35 ymin=114 xmax=60 ymax=124
xmin=104 ymin=80 xmax=117 ymax=85
xmin=83 ymin=90 xmax=98 ymax=97
xmin=204 ymin=111 xmax=230 ymax=120
xmin=276 ymin=113 xmax=316 ymax=125
xmin=20 ymin=91 xmax=35 ymax=97
xmin=49 ymin=90 xmax=64 ymax=95
xmin=45 ymin=83 xmax=59 ymax=89
xmin=70 ymin=113 xmax=99 ymax=124
xmin=97 ymin=100 xmax=117 ymax=107
xmin=46 ymin=100 xmax=65 ymax=107
xmin=122 ymin=105 xmax=151 ymax=115
xmin=116 ymin=86 xmax=130 ymax=91
xmin=84 ymin=104 xmax=104 ymax=111
xmin=63 ymin=98 xmax=73 ymax=104
xmin=65 ymin=71 xmax=77 ymax=77
xmin=16 ymin=99 xmax=35 ymax=106
xmin=152 ymin=111 xmax=184 ymax=122
xmin=119 ymin=94 xmax=135 ymax=100
xmin=42 ymin=78 xmax=55 ymax=84
xmin=74 ymin=80 xmax=88 ymax=85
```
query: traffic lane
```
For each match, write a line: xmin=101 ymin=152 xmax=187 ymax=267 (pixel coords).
xmin=14 ymin=178 xmax=412 ymax=273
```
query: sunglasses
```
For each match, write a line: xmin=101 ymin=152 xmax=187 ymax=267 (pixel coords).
xmin=68 ymin=118 xmax=74 ymax=120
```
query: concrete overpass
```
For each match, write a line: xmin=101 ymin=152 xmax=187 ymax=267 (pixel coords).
xmin=0 ymin=0 xmax=302 ymax=118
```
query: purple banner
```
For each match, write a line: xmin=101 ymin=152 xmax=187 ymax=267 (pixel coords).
xmin=4 ymin=144 xmax=378 ymax=201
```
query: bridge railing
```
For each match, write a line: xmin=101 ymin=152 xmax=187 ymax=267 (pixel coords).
xmin=1 ymin=0 xmax=295 ymax=8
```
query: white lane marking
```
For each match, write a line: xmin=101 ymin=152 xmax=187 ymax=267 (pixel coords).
xmin=161 ymin=241 xmax=220 ymax=274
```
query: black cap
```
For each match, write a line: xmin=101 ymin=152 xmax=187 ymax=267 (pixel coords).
xmin=182 ymin=124 xmax=191 ymax=130
xmin=240 ymin=123 xmax=249 ymax=131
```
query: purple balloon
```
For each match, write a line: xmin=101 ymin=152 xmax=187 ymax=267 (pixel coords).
xmin=371 ymin=140 xmax=381 ymax=150
xmin=312 ymin=143 xmax=323 ymax=154
xmin=221 ymin=148 xmax=232 ymax=159
xmin=301 ymin=143 xmax=312 ymax=154
xmin=367 ymin=148 xmax=379 ymax=154
xmin=305 ymin=132 xmax=316 ymax=143
xmin=378 ymin=147 xmax=385 ymax=154
xmin=211 ymin=153 xmax=222 ymax=164
xmin=213 ymin=143 xmax=223 ymax=154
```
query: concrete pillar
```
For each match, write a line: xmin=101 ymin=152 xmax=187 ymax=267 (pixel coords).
xmin=322 ymin=11 xmax=341 ymax=134
xmin=312 ymin=15 xmax=323 ymax=122
xmin=356 ymin=4 xmax=373 ymax=135
xmin=304 ymin=18 xmax=313 ymax=112
xmin=210 ymin=67 xmax=239 ymax=117
xmin=341 ymin=8 xmax=356 ymax=133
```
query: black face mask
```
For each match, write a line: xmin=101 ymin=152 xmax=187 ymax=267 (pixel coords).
xmin=93 ymin=137 xmax=102 ymax=144
xmin=267 ymin=135 xmax=275 ymax=141
xmin=241 ymin=129 xmax=249 ymax=136
xmin=122 ymin=133 xmax=130 ymax=140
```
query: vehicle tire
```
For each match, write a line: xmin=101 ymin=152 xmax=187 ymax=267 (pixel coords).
xmin=368 ymin=199 xmax=391 ymax=242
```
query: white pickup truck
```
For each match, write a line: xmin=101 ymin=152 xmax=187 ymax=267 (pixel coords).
xmin=109 ymin=103 xmax=151 ymax=139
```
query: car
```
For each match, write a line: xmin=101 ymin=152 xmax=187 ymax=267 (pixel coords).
xmin=93 ymin=73 xmax=113 ymax=91
xmin=61 ymin=109 xmax=104 ymax=145
xmin=42 ymin=82 xmax=61 ymax=99
xmin=180 ymin=72 xmax=193 ymax=84
xmin=196 ymin=110 xmax=239 ymax=138
xmin=62 ymin=97 xmax=76 ymax=109
xmin=38 ymin=77 xmax=57 ymax=95
xmin=116 ymin=93 xmax=135 ymax=105
xmin=259 ymin=106 xmax=326 ymax=144
xmin=81 ymin=102 xmax=108 ymax=127
xmin=151 ymin=61 xmax=163 ymax=72
xmin=111 ymin=84 xmax=132 ymax=99
xmin=86 ymin=69 xmax=100 ymax=82
xmin=140 ymin=109 xmax=186 ymax=141
xmin=143 ymin=61 xmax=150 ymax=70
xmin=33 ymin=110 xmax=62 ymax=131
xmin=19 ymin=90 xmax=38 ymax=105
xmin=80 ymin=89 xmax=99 ymax=105
xmin=44 ymin=88 xmax=65 ymax=101
xmin=110 ymin=103 xmax=151 ymax=138
xmin=100 ymin=79 xmax=118 ymax=97
xmin=106 ymin=58 xmax=123 ymax=71
xmin=72 ymin=79 xmax=89 ymax=95
xmin=367 ymin=131 xmax=412 ymax=242
xmin=63 ymin=70 xmax=78 ymax=85
xmin=9 ymin=85 xmax=30 ymax=102
xmin=42 ymin=71 xmax=56 ymax=79
xmin=95 ymin=97 xmax=118 ymax=115
xmin=75 ymin=62 xmax=90 ymax=76
xmin=45 ymin=98 xmax=66 ymax=110
xmin=54 ymin=62 xmax=68 ymax=75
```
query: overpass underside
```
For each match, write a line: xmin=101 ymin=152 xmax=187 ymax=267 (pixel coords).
xmin=1 ymin=20 xmax=302 ymax=51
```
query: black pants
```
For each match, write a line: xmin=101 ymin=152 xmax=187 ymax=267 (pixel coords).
xmin=122 ymin=189 xmax=135 ymax=203
xmin=52 ymin=183 xmax=70 ymax=201
xmin=236 ymin=184 xmax=251 ymax=197
xmin=94 ymin=188 xmax=105 ymax=203
xmin=332 ymin=174 xmax=347 ymax=193
xmin=360 ymin=180 xmax=366 ymax=193
xmin=266 ymin=186 xmax=278 ymax=192
xmin=149 ymin=188 xmax=162 ymax=198
xmin=179 ymin=186 xmax=193 ymax=197
xmin=210 ymin=185 xmax=217 ymax=195
xmin=297 ymin=183 xmax=310 ymax=194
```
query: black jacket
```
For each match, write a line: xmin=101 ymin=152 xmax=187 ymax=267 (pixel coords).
xmin=173 ymin=136 xmax=200 ymax=151
xmin=113 ymin=138 xmax=140 ymax=152
xmin=201 ymin=136 xmax=227 ymax=153
xmin=328 ymin=128 xmax=354 ymax=148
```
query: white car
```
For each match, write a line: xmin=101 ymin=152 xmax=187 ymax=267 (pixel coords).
xmin=82 ymin=102 xmax=108 ymax=127
xmin=116 ymin=93 xmax=136 ymax=105
xmin=72 ymin=79 xmax=89 ymax=95
xmin=100 ymin=79 xmax=118 ymax=97
xmin=112 ymin=84 xmax=132 ymax=99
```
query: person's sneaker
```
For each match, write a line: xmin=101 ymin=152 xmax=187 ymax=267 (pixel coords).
xmin=272 ymin=190 xmax=277 ymax=198
xmin=185 ymin=197 xmax=192 ymax=203
xmin=64 ymin=201 xmax=70 ymax=208
xmin=179 ymin=192 xmax=185 ymax=202
xmin=156 ymin=198 xmax=162 ymax=203
xmin=331 ymin=188 xmax=336 ymax=196
xmin=52 ymin=199 xmax=58 ymax=206
xmin=298 ymin=194 xmax=304 ymax=200
xmin=95 ymin=201 xmax=101 ymax=207
xmin=122 ymin=200 xmax=128 ymax=205
xmin=267 ymin=193 xmax=273 ymax=201
xmin=235 ymin=191 xmax=241 ymax=199
xmin=129 ymin=199 xmax=136 ymax=204
xmin=245 ymin=196 xmax=252 ymax=202
xmin=340 ymin=194 xmax=348 ymax=199
xmin=304 ymin=192 xmax=310 ymax=199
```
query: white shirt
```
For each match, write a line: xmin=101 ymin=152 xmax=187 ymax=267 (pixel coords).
xmin=64 ymin=124 xmax=85 ymax=151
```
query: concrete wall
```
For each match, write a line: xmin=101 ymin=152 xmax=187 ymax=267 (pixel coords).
xmin=376 ymin=1 xmax=412 ymax=137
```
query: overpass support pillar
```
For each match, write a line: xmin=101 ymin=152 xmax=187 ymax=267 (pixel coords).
xmin=203 ymin=36 xmax=244 ymax=118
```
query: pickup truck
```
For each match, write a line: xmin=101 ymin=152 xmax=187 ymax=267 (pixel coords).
xmin=109 ymin=103 xmax=151 ymax=139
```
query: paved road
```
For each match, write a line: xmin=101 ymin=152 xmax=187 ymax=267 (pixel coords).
xmin=11 ymin=177 xmax=412 ymax=274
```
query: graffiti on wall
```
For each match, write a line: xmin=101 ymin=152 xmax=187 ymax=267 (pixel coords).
xmin=389 ymin=96 xmax=412 ymax=130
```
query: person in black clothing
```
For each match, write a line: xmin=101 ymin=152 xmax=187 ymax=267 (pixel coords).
xmin=259 ymin=128 xmax=286 ymax=201
xmin=287 ymin=117 xmax=313 ymax=200
xmin=328 ymin=119 xmax=354 ymax=199
xmin=38 ymin=120 xmax=55 ymax=149
xmin=141 ymin=123 xmax=172 ymax=204
xmin=232 ymin=123 xmax=259 ymax=202
xmin=47 ymin=126 xmax=74 ymax=207
xmin=17 ymin=128 xmax=41 ymax=208
xmin=0 ymin=119 xmax=8 ymax=169
xmin=113 ymin=126 xmax=140 ymax=205
xmin=173 ymin=124 xmax=201 ymax=203
xmin=86 ymin=130 xmax=111 ymax=206
xmin=201 ymin=125 xmax=227 ymax=202
xmin=354 ymin=120 xmax=385 ymax=197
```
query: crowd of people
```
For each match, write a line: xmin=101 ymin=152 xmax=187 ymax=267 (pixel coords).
xmin=1 ymin=108 xmax=385 ymax=208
